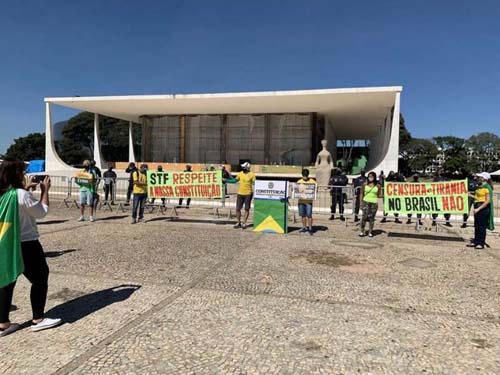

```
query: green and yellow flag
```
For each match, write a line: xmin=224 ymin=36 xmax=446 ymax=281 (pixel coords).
xmin=0 ymin=188 xmax=23 ymax=288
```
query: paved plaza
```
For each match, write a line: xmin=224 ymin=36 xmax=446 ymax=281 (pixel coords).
xmin=2 ymin=206 xmax=500 ymax=374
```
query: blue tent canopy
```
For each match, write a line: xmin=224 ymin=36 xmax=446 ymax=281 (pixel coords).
xmin=26 ymin=160 xmax=45 ymax=173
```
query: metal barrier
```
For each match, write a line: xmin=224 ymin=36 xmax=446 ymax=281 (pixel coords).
xmin=31 ymin=175 xmax=500 ymax=230
xmin=96 ymin=177 xmax=236 ymax=219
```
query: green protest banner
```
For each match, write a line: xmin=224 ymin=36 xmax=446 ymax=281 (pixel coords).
xmin=383 ymin=179 xmax=468 ymax=214
xmin=147 ymin=170 xmax=223 ymax=199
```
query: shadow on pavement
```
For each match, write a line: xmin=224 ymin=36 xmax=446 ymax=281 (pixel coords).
xmin=45 ymin=284 xmax=141 ymax=324
xmin=147 ymin=217 xmax=235 ymax=225
xmin=38 ymin=219 xmax=69 ymax=225
xmin=45 ymin=249 xmax=78 ymax=258
xmin=388 ymin=232 xmax=464 ymax=242
xmin=288 ymin=225 xmax=328 ymax=234
xmin=96 ymin=215 xmax=129 ymax=221
xmin=371 ymin=229 xmax=386 ymax=237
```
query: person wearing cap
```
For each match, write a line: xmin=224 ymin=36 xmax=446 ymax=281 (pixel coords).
xmin=297 ymin=169 xmax=316 ymax=235
xmin=232 ymin=162 xmax=256 ymax=229
xmin=406 ymin=174 xmax=423 ymax=225
xmin=467 ymin=172 xmax=494 ymax=249
xmin=131 ymin=163 xmax=148 ymax=224
xmin=178 ymin=164 xmax=192 ymax=208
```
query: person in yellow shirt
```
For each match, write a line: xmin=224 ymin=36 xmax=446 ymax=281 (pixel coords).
xmin=467 ymin=172 xmax=494 ymax=249
xmin=297 ymin=169 xmax=316 ymax=235
xmin=233 ymin=162 xmax=256 ymax=229
xmin=131 ymin=164 xmax=148 ymax=224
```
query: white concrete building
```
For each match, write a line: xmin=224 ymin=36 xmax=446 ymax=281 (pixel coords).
xmin=44 ymin=86 xmax=402 ymax=173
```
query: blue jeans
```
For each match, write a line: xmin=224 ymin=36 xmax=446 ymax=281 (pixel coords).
xmin=298 ymin=203 xmax=313 ymax=218
xmin=132 ymin=193 xmax=147 ymax=220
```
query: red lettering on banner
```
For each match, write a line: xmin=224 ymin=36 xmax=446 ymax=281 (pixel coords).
xmin=449 ymin=196 xmax=456 ymax=210
xmin=386 ymin=183 xmax=393 ymax=196
xmin=460 ymin=181 xmax=467 ymax=194
xmin=457 ymin=196 xmax=464 ymax=210
xmin=444 ymin=184 xmax=451 ymax=195
xmin=451 ymin=183 xmax=457 ymax=194
xmin=442 ymin=196 xmax=449 ymax=211
xmin=172 ymin=173 xmax=180 ymax=184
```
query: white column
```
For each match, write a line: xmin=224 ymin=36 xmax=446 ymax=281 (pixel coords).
xmin=128 ymin=121 xmax=136 ymax=162
xmin=374 ymin=92 xmax=400 ymax=173
xmin=93 ymin=113 xmax=105 ymax=169
xmin=44 ymin=101 xmax=74 ymax=172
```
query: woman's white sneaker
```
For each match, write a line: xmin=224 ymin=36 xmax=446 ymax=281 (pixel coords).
xmin=31 ymin=318 xmax=62 ymax=332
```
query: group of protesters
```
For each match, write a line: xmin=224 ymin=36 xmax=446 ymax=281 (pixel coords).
xmin=75 ymin=159 xmax=495 ymax=247
xmin=323 ymin=167 xmax=495 ymax=248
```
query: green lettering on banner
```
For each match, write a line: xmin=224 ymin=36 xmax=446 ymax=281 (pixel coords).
xmin=383 ymin=179 xmax=468 ymax=214
xmin=147 ymin=171 xmax=223 ymax=199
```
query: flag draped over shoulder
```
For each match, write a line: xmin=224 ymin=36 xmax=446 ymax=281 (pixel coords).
xmin=486 ymin=184 xmax=495 ymax=231
xmin=0 ymin=188 xmax=23 ymax=288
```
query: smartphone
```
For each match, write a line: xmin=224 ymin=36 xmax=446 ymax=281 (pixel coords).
xmin=32 ymin=175 xmax=47 ymax=183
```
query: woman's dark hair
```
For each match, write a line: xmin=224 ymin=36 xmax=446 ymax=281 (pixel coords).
xmin=367 ymin=171 xmax=377 ymax=183
xmin=0 ymin=158 xmax=26 ymax=194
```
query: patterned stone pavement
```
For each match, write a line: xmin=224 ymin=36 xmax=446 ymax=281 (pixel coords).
xmin=2 ymin=206 xmax=499 ymax=374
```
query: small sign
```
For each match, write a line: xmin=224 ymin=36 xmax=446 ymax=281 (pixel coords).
xmin=291 ymin=183 xmax=317 ymax=200
xmin=254 ymin=180 xmax=288 ymax=200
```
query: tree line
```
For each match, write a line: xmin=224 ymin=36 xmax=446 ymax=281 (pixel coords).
xmin=399 ymin=117 xmax=499 ymax=176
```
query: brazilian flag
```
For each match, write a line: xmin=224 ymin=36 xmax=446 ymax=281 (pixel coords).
xmin=0 ymin=188 xmax=23 ymax=288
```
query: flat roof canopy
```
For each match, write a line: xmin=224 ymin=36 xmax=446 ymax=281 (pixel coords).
xmin=45 ymin=86 xmax=402 ymax=139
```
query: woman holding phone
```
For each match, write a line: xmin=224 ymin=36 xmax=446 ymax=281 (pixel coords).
xmin=0 ymin=159 xmax=61 ymax=337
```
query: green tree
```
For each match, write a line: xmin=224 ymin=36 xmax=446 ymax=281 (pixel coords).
xmin=433 ymin=136 xmax=468 ymax=174
xmin=57 ymin=111 xmax=141 ymax=164
xmin=4 ymin=133 xmax=45 ymax=161
xmin=465 ymin=132 xmax=500 ymax=172
xmin=405 ymin=138 xmax=439 ymax=173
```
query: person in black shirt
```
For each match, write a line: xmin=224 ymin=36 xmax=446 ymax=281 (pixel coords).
xmin=378 ymin=170 xmax=385 ymax=187
xmin=220 ymin=164 xmax=231 ymax=197
xmin=406 ymin=174 xmax=423 ymax=225
xmin=352 ymin=170 xmax=367 ymax=222
xmin=329 ymin=168 xmax=348 ymax=221
xmin=90 ymin=160 xmax=102 ymax=210
xmin=179 ymin=164 xmax=192 ymax=208
xmin=381 ymin=171 xmax=402 ymax=223
xmin=462 ymin=173 xmax=478 ymax=228
xmin=150 ymin=165 xmax=166 ymax=206
xmin=103 ymin=164 xmax=117 ymax=204
xmin=125 ymin=162 xmax=137 ymax=204
xmin=432 ymin=171 xmax=452 ymax=227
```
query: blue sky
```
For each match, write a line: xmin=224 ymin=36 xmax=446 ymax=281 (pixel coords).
xmin=1 ymin=0 xmax=499 ymax=153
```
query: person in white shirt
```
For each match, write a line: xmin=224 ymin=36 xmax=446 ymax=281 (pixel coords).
xmin=0 ymin=159 xmax=61 ymax=337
